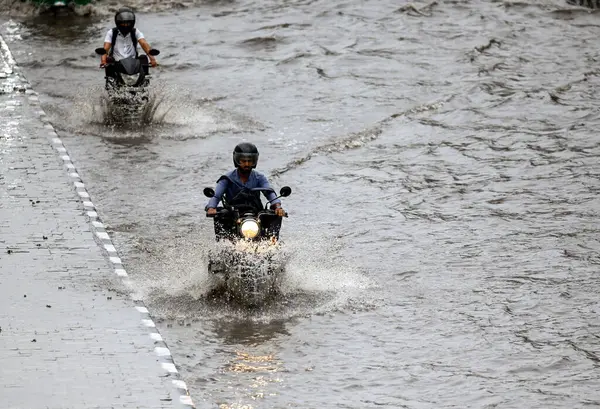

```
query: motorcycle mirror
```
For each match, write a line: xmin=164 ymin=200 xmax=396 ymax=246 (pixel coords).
xmin=203 ymin=187 xmax=215 ymax=198
xmin=279 ymin=186 xmax=292 ymax=197
xmin=95 ymin=47 xmax=107 ymax=56
xmin=149 ymin=49 xmax=160 ymax=56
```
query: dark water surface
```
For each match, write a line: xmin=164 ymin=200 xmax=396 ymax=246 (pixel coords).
xmin=2 ymin=0 xmax=600 ymax=407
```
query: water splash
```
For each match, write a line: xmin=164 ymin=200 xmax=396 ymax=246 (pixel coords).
xmin=116 ymin=220 xmax=376 ymax=321
xmin=68 ymin=82 xmax=239 ymax=140
xmin=126 ymin=233 xmax=214 ymax=317
xmin=279 ymin=230 xmax=377 ymax=312
xmin=95 ymin=90 xmax=163 ymax=127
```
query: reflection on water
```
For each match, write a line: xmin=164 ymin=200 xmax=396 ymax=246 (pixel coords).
xmin=212 ymin=318 xmax=290 ymax=346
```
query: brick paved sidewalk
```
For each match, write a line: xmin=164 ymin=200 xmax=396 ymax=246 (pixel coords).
xmin=0 ymin=37 xmax=195 ymax=409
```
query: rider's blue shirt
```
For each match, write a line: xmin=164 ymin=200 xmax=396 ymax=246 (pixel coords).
xmin=205 ymin=169 xmax=281 ymax=210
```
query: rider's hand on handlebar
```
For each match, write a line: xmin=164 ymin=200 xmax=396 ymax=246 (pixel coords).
xmin=274 ymin=207 xmax=286 ymax=217
xmin=149 ymin=56 xmax=158 ymax=67
xmin=100 ymin=55 xmax=107 ymax=68
xmin=207 ymin=208 xmax=217 ymax=216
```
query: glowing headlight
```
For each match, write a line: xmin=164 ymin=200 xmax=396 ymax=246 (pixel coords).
xmin=240 ymin=220 xmax=260 ymax=239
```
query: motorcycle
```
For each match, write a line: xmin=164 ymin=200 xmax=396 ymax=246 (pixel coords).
xmin=33 ymin=0 xmax=91 ymax=6
xmin=203 ymin=185 xmax=292 ymax=306
xmin=94 ymin=47 xmax=160 ymax=120
xmin=34 ymin=0 xmax=92 ymax=14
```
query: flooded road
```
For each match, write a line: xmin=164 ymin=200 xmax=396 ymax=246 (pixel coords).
xmin=2 ymin=0 xmax=600 ymax=407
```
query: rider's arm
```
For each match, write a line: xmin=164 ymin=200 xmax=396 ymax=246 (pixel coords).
xmin=101 ymin=29 xmax=113 ymax=65
xmin=205 ymin=179 xmax=228 ymax=210
xmin=138 ymin=38 xmax=152 ymax=55
xmin=138 ymin=38 xmax=157 ymax=66
xmin=100 ymin=42 xmax=111 ymax=65
xmin=256 ymin=173 xmax=281 ymax=208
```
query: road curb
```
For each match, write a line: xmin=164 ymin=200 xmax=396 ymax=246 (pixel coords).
xmin=0 ymin=33 xmax=196 ymax=409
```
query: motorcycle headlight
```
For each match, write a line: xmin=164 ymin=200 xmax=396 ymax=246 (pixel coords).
xmin=240 ymin=220 xmax=260 ymax=239
xmin=122 ymin=74 xmax=139 ymax=86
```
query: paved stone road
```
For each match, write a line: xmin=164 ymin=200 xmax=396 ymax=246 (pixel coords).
xmin=0 ymin=36 xmax=196 ymax=409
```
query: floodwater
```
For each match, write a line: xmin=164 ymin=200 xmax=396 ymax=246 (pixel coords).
xmin=2 ymin=0 xmax=600 ymax=407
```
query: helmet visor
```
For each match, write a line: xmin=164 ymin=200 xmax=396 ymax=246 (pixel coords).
xmin=116 ymin=11 xmax=135 ymax=22
xmin=234 ymin=152 xmax=258 ymax=167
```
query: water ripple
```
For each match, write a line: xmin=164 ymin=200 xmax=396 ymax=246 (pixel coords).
xmin=5 ymin=0 xmax=600 ymax=407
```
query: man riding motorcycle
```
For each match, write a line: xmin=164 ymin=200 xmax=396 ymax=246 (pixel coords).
xmin=205 ymin=143 xmax=286 ymax=241
xmin=99 ymin=7 xmax=158 ymax=76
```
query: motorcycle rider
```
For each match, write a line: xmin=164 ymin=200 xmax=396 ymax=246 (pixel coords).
xmin=99 ymin=7 xmax=158 ymax=74
xmin=206 ymin=143 xmax=286 ymax=240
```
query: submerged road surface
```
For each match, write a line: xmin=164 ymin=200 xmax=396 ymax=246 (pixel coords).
xmin=2 ymin=0 xmax=600 ymax=407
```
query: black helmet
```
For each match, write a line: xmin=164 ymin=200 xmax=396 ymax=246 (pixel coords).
xmin=115 ymin=7 xmax=136 ymax=36
xmin=233 ymin=142 xmax=259 ymax=169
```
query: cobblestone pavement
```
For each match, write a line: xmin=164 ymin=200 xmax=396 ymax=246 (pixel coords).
xmin=0 ymin=36 xmax=196 ymax=409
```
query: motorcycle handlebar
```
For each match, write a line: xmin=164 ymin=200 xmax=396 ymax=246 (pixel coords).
xmin=205 ymin=209 xmax=288 ymax=218
xmin=206 ymin=208 xmax=231 ymax=218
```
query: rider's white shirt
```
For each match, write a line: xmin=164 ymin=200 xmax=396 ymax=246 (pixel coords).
xmin=104 ymin=28 xmax=145 ymax=61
